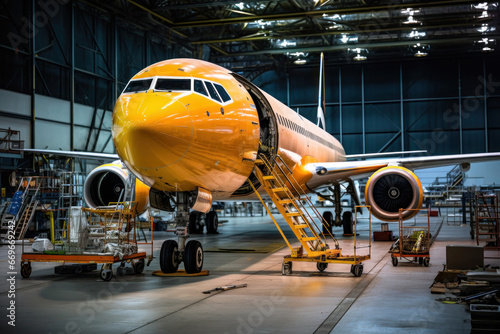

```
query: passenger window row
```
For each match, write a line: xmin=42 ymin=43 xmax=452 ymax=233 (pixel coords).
xmin=275 ymin=113 xmax=336 ymax=150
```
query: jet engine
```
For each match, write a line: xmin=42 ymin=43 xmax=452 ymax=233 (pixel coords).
xmin=364 ymin=166 xmax=423 ymax=221
xmin=84 ymin=161 xmax=149 ymax=213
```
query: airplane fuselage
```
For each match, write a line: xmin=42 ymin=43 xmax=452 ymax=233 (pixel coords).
xmin=112 ymin=59 xmax=345 ymax=200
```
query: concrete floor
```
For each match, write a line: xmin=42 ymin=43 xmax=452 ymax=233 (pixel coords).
xmin=1 ymin=210 xmax=499 ymax=334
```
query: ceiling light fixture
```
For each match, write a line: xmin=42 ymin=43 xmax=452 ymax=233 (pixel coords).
xmin=294 ymin=59 xmax=307 ymax=65
xmin=353 ymin=53 xmax=367 ymax=61
xmin=414 ymin=50 xmax=428 ymax=57
xmin=409 ymin=29 xmax=426 ymax=38
xmin=403 ymin=15 xmax=421 ymax=25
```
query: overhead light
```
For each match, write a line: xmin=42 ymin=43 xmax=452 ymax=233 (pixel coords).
xmin=482 ymin=46 xmax=494 ymax=52
xmin=287 ymin=52 xmax=307 ymax=57
xmin=276 ymin=39 xmax=296 ymax=48
xmin=235 ymin=2 xmax=245 ymax=10
xmin=409 ymin=29 xmax=426 ymax=38
xmin=478 ymin=10 xmax=489 ymax=18
xmin=294 ymin=59 xmax=307 ymax=65
xmin=411 ymin=43 xmax=429 ymax=57
xmin=403 ymin=15 xmax=421 ymax=25
xmin=350 ymin=48 xmax=367 ymax=61
xmin=477 ymin=23 xmax=495 ymax=33
xmin=472 ymin=2 xmax=489 ymax=10
xmin=340 ymin=34 xmax=358 ymax=43
xmin=414 ymin=50 xmax=428 ymax=57
xmin=353 ymin=53 xmax=367 ymax=61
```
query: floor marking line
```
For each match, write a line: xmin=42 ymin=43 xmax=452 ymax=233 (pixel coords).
xmin=313 ymin=252 xmax=391 ymax=334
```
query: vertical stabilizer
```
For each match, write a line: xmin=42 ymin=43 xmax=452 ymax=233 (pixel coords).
xmin=316 ymin=53 xmax=326 ymax=130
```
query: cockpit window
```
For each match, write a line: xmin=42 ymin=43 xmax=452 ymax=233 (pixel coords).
xmin=155 ymin=78 xmax=191 ymax=91
xmin=194 ymin=80 xmax=208 ymax=96
xmin=204 ymin=82 xmax=222 ymax=102
xmin=214 ymin=83 xmax=231 ymax=102
xmin=123 ymin=79 xmax=153 ymax=93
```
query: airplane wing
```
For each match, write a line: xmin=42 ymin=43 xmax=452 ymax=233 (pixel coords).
xmin=21 ymin=148 xmax=119 ymax=161
xmin=304 ymin=152 xmax=500 ymax=189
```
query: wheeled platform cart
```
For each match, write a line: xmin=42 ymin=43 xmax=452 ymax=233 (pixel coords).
xmin=390 ymin=208 xmax=431 ymax=267
xmin=280 ymin=205 xmax=372 ymax=277
xmin=20 ymin=252 xmax=147 ymax=281
xmin=20 ymin=201 xmax=153 ymax=281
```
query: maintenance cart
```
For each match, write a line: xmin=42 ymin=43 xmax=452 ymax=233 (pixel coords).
xmin=390 ymin=208 xmax=431 ymax=267
xmin=20 ymin=201 xmax=153 ymax=281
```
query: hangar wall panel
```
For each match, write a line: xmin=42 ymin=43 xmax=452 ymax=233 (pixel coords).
xmin=0 ymin=89 xmax=31 ymax=117
xmin=35 ymin=119 xmax=71 ymax=151
xmin=286 ymin=55 xmax=500 ymax=155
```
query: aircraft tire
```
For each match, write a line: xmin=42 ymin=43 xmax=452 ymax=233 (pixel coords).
xmin=184 ymin=240 xmax=204 ymax=274
xmin=160 ymin=240 xmax=180 ymax=273
xmin=189 ymin=212 xmax=203 ymax=234
xmin=342 ymin=211 xmax=354 ymax=235
xmin=206 ymin=211 xmax=218 ymax=234
xmin=322 ymin=211 xmax=333 ymax=234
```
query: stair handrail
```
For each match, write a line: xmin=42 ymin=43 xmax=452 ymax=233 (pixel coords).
xmin=259 ymin=153 xmax=340 ymax=250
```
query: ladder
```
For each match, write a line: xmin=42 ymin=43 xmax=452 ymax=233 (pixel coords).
xmin=475 ymin=193 xmax=500 ymax=250
xmin=13 ymin=177 xmax=41 ymax=240
xmin=251 ymin=154 xmax=340 ymax=259
xmin=55 ymin=172 xmax=85 ymax=243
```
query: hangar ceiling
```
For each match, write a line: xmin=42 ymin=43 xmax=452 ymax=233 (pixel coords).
xmin=82 ymin=0 xmax=499 ymax=70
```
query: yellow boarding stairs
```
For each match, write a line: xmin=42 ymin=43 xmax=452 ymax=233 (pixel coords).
xmin=250 ymin=154 xmax=370 ymax=276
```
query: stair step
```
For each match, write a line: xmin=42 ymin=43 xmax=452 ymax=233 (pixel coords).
xmin=286 ymin=212 xmax=301 ymax=217
xmin=279 ymin=199 xmax=293 ymax=204
xmin=254 ymin=159 xmax=263 ymax=165
xmin=272 ymin=188 xmax=287 ymax=193
xmin=301 ymin=237 xmax=318 ymax=242
xmin=294 ymin=224 xmax=309 ymax=229
xmin=262 ymin=175 xmax=275 ymax=180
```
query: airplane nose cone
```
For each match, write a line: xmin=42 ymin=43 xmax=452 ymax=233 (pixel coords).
xmin=112 ymin=94 xmax=192 ymax=169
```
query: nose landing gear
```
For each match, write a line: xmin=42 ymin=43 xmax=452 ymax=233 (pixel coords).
xmin=159 ymin=191 xmax=209 ymax=274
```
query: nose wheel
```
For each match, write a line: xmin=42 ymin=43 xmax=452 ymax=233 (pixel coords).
xmin=184 ymin=240 xmax=204 ymax=273
xmin=158 ymin=191 xmax=206 ymax=275
xmin=159 ymin=239 xmax=204 ymax=274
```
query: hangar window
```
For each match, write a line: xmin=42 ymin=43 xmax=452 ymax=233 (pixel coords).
xmin=194 ymin=80 xmax=208 ymax=96
xmin=214 ymin=83 xmax=231 ymax=103
xmin=205 ymin=82 xmax=222 ymax=102
xmin=123 ymin=79 xmax=153 ymax=93
xmin=155 ymin=78 xmax=191 ymax=91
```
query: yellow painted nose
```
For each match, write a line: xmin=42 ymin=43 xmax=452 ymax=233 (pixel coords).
xmin=112 ymin=93 xmax=192 ymax=169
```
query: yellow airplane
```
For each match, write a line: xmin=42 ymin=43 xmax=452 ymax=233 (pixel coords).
xmin=25 ymin=57 xmax=500 ymax=274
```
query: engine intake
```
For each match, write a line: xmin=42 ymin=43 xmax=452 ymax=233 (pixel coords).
xmin=365 ymin=166 xmax=423 ymax=221
xmin=84 ymin=161 xmax=149 ymax=213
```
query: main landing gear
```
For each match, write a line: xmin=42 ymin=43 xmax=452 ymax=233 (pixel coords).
xmin=159 ymin=192 xmax=216 ymax=274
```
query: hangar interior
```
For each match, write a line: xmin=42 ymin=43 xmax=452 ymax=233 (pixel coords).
xmin=1 ymin=1 xmax=500 ymax=333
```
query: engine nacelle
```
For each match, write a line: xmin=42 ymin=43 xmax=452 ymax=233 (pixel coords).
xmin=365 ymin=166 xmax=423 ymax=221
xmin=84 ymin=160 xmax=150 ymax=213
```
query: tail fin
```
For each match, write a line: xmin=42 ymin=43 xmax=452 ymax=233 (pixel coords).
xmin=316 ymin=52 xmax=326 ymax=130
